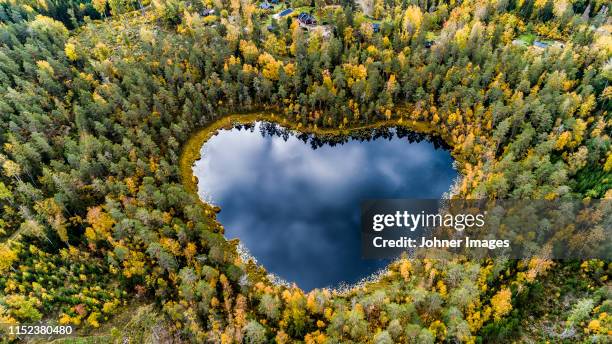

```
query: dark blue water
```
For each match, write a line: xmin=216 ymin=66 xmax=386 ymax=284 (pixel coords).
xmin=194 ymin=122 xmax=457 ymax=290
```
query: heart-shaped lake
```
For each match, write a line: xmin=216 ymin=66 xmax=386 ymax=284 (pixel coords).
xmin=193 ymin=122 xmax=457 ymax=291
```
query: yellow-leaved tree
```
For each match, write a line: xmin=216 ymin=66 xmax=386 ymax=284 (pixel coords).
xmin=491 ymin=288 xmax=512 ymax=320
xmin=0 ymin=243 xmax=17 ymax=273
xmin=403 ymin=5 xmax=422 ymax=35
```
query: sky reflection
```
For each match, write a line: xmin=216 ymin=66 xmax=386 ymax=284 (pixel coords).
xmin=194 ymin=122 xmax=457 ymax=291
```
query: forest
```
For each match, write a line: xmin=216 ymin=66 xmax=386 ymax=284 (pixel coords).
xmin=0 ymin=0 xmax=610 ymax=343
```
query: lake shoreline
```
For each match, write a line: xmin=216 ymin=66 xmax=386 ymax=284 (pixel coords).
xmin=178 ymin=111 xmax=458 ymax=294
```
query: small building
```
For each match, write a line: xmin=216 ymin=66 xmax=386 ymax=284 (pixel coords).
xmin=273 ymin=8 xmax=293 ymax=20
xmin=260 ymin=2 xmax=274 ymax=10
xmin=297 ymin=12 xmax=316 ymax=26
xmin=201 ymin=9 xmax=215 ymax=17
xmin=533 ymin=40 xmax=548 ymax=49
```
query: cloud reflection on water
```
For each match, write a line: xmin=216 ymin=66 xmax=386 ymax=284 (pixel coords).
xmin=194 ymin=123 xmax=457 ymax=291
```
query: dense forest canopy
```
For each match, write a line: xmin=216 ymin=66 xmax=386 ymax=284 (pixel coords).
xmin=0 ymin=0 xmax=610 ymax=342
